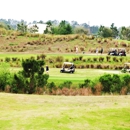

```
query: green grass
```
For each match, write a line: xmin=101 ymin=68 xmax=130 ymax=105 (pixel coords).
xmin=0 ymin=93 xmax=130 ymax=130
xmin=48 ymin=68 xmax=122 ymax=85
xmin=9 ymin=67 xmax=122 ymax=86
xmin=0 ymin=53 xmax=37 ymax=59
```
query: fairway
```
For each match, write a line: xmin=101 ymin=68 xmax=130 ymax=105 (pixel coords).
xmin=0 ymin=93 xmax=130 ymax=130
xmin=48 ymin=68 xmax=121 ymax=85
xmin=9 ymin=67 xmax=122 ymax=85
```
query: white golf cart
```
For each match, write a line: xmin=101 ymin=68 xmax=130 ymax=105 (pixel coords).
xmin=60 ymin=62 xmax=75 ymax=73
xmin=121 ymin=63 xmax=130 ymax=73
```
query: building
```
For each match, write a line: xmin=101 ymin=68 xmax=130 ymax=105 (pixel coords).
xmin=27 ymin=23 xmax=47 ymax=34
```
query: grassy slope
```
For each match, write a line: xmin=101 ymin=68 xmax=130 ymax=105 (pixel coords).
xmin=0 ymin=35 xmax=130 ymax=54
xmin=0 ymin=93 xmax=130 ymax=130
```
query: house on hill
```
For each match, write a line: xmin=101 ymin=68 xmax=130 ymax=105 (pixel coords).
xmin=27 ymin=23 xmax=47 ymax=34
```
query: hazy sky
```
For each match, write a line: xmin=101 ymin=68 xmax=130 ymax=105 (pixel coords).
xmin=1 ymin=0 xmax=130 ymax=27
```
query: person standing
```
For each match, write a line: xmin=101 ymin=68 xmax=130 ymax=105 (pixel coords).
xmin=46 ymin=65 xmax=49 ymax=74
xmin=75 ymin=46 xmax=78 ymax=54
xmin=100 ymin=47 xmax=103 ymax=55
xmin=96 ymin=47 xmax=98 ymax=55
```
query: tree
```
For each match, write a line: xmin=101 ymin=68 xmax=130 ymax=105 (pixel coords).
xmin=46 ymin=21 xmax=52 ymax=27
xmin=17 ymin=22 xmax=27 ymax=35
xmin=98 ymin=25 xmax=113 ymax=38
xmin=11 ymin=72 xmax=27 ymax=93
xmin=110 ymin=23 xmax=119 ymax=38
xmin=0 ymin=22 xmax=8 ymax=29
xmin=73 ymin=26 xmax=89 ymax=35
xmin=44 ymin=21 xmax=53 ymax=34
xmin=0 ymin=63 xmax=12 ymax=91
xmin=21 ymin=58 xmax=49 ymax=94
xmin=99 ymin=74 xmax=112 ymax=93
xmin=51 ymin=20 xmax=73 ymax=35
xmin=110 ymin=74 xmax=122 ymax=93
xmin=120 ymin=26 xmax=130 ymax=40
xmin=28 ymin=24 xmax=38 ymax=33
xmin=38 ymin=20 xmax=44 ymax=24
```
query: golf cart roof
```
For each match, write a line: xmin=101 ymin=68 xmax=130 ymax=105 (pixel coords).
xmin=124 ymin=63 xmax=130 ymax=65
xmin=63 ymin=62 xmax=74 ymax=65
xmin=109 ymin=48 xmax=126 ymax=50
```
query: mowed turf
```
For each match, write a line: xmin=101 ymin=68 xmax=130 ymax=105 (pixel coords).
xmin=48 ymin=68 xmax=121 ymax=85
xmin=10 ymin=67 xmax=122 ymax=85
xmin=0 ymin=93 xmax=130 ymax=130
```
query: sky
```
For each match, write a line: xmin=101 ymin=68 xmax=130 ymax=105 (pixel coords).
xmin=1 ymin=0 xmax=130 ymax=27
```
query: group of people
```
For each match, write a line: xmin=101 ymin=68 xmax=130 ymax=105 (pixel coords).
xmin=96 ymin=47 xmax=104 ymax=55
xmin=75 ymin=46 xmax=104 ymax=55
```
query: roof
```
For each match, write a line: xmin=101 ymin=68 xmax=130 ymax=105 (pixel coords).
xmin=124 ymin=63 xmax=130 ymax=65
xmin=63 ymin=62 xmax=74 ymax=65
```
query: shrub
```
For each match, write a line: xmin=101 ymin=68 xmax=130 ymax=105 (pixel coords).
xmin=46 ymin=82 xmax=56 ymax=93
xmin=120 ymin=42 xmax=127 ymax=47
xmin=72 ymin=57 xmax=79 ymax=61
xmin=112 ymin=57 xmax=118 ymax=62
xmin=61 ymin=87 xmax=70 ymax=96
xmin=11 ymin=72 xmax=27 ymax=93
xmin=48 ymin=58 xmax=54 ymax=64
xmin=90 ymin=64 xmax=94 ymax=68
xmin=106 ymin=56 xmax=111 ymax=62
xmin=82 ymin=59 xmax=86 ymax=62
xmin=120 ymin=87 xmax=128 ymax=95
xmin=12 ymin=57 xmax=17 ymax=62
xmin=35 ymin=73 xmax=49 ymax=88
xmin=96 ymin=64 xmax=102 ymax=69
xmin=87 ymin=58 xmax=91 ymax=62
xmin=59 ymin=81 xmax=72 ymax=89
xmin=99 ymin=57 xmax=104 ymax=62
xmin=55 ymin=63 xmax=62 ymax=68
xmin=85 ymin=64 xmax=90 ymax=68
xmin=48 ymin=47 xmax=52 ymax=51
xmin=122 ymin=75 xmax=130 ymax=93
xmin=79 ymin=56 xmax=83 ymax=61
xmin=39 ymin=53 xmax=46 ymax=59
xmin=94 ymin=82 xmax=103 ymax=95
xmin=110 ymin=74 xmax=122 ymax=93
xmin=79 ymin=79 xmax=91 ymax=88
xmin=55 ymin=56 xmax=64 ymax=62
xmin=93 ymin=57 xmax=98 ymax=62
xmin=80 ymin=46 xmax=85 ymax=51
xmin=5 ymin=57 xmax=11 ymax=62
xmin=65 ymin=58 xmax=69 ymax=62
xmin=80 ymin=65 xmax=85 ymax=69
xmin=0 ymin=63 xmax=12 ymax=91
xmin=119 ymin=57 xmax=123 ymax=62
xmin=99 ymin=74 xmax=112 ymax=93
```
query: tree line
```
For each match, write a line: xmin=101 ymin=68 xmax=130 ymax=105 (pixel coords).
xmin=1 ymin=18 xmax=130 ymax=40
xmin=0 ymin=18 xmax=98 ymax=34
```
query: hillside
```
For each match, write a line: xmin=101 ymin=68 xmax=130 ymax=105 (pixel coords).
xmin=0 ymin=34 xmax=130 ymax=54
